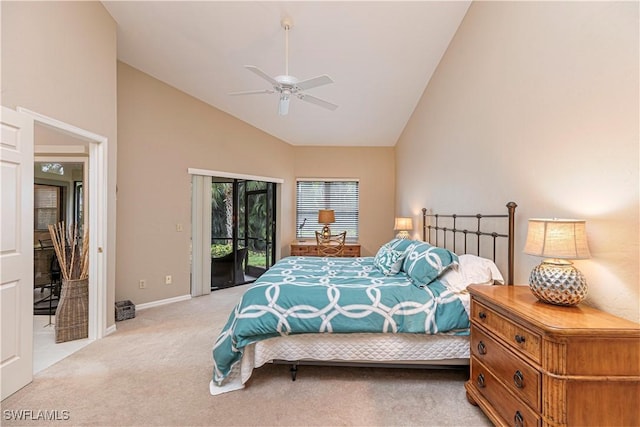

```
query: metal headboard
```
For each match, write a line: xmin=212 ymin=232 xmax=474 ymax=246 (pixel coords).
xmin=421 ymin=202 xmax=517 ymax=285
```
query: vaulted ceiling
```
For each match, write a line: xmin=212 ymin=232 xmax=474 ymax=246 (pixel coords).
xmin=102 ymin=1 xmax=471 ymax=146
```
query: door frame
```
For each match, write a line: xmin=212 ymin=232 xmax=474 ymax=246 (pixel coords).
xmin=18 ymin=107 xmax=108 ymax=340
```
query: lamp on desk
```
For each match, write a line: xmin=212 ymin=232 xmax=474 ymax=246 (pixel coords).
xmin=524 ymin=218 xmax=590 ymax=306
xmin=318 ymin=209 xmax=335 ymax=239
xmin=393 ymin=217 xmax=413 ymax=239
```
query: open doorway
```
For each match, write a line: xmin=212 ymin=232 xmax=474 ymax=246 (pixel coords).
xmin=210 ymin=179 xmax=276 ymax=290
xmin=33 ymin=160 xmax=87 ymax=318
xmin=26 ymin=113 xmax=106 ymax=374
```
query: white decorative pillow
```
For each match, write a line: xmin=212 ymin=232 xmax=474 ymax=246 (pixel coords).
xmin=439 ymin=254 xmax=505 ymax=293
xmin=373 ymin=245 xmax=405 ymax=276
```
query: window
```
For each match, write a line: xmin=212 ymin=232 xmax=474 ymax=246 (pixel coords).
xmin=296 ymin=180 xmax=359 ymax=241
xmin=34 ymin=184 xmax=62 ymax=230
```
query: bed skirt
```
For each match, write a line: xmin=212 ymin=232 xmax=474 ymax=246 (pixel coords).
xmin=210 ymin=333 xmax=469 ymax=395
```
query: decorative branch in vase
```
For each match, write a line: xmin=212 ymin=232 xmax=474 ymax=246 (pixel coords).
xmin=48 ymin=222 xmax=89 ymax=343
xmin=48 ymin=222 xmax=88 ymax=281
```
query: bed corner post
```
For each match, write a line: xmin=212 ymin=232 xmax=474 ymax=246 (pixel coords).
xmin=506 ymin=202 xmax=517 ymax=285
xmin=422 ymin=208 xmax=427 ymax=241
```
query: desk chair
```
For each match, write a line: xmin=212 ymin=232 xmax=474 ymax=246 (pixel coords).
xmin=315 ymin=231 xmax=347 ymax=257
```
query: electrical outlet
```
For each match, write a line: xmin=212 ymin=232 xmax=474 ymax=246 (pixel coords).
xmin=139 ymin=279 xmax=146 ymax=289
xmin=176 ymin=223 xmax=183 ymax=232
xmin=165 ymin=275 xmax=172 ymax=285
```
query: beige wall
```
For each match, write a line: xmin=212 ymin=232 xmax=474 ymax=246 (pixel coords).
xmin=117 ymin=63 xmax=397 ymax=304
xmin=1 ymin=1 xmax=118 ymax=325
xmin=293 ymin=146 xmax=396 ymax=256
xmin=395 ymin=2 xmax=639 ymax=321
xmin=117 ymin=62 xmax=297 ymax=304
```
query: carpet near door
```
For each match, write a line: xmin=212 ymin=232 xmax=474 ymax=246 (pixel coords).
xmin=2 ymin=284 xmax=491 ymax=426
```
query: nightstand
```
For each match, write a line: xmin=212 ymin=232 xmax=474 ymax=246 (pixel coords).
xmin=465 ymin=285 xmax=640 ymax=427
xmin=290 ymin=241 xmax=361 ymax=257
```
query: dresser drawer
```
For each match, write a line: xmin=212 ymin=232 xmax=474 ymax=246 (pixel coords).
xmin=291 ymin=245 xmax=315 ymax=256
xmin=471 ymin=300 xmax=541 ymax=364
xmin=471 ymin=327 xmax=541 ymax=411
xmin=470 ymin=357 xmax=541 ymax=427
xmin=341 ymin=245 xmax=360 ymax=257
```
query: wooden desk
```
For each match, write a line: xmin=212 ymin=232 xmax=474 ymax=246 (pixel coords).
xmin=290 ymin=241 xmax=361 ymax=257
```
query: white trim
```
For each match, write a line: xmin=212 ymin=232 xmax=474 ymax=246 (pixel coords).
xmin=18 ymin=107 xmax=109 ymax=340
xmin=136 ymin=294 xmax=192 ymax=311
xmin=187 ymin=167 xmax=284 ymax=184
xmin=104 ymin=324 xmax=117 ymax=336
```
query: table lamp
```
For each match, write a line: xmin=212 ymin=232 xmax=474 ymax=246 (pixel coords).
xmin=318 ymin=209 xmax=335 ymax=239
xmin=523 ymin=218 xmax=590 ymax=306
xmin=394 ymin=217 xmax=413 ymax=239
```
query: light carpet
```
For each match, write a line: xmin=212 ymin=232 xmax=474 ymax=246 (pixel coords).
xmin=1 ymin=284 xmax=492 ymax=426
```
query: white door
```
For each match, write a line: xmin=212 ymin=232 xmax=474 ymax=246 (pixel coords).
xmin=1 ymin=106 xmax=34 ymax=399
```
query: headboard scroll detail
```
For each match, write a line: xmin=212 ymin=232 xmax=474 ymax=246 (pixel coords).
xmin=421 ymin=202 xmax=517 ymax=285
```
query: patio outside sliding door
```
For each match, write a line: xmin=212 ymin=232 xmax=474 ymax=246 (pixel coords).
xmin=239 ymin=180 xmax=276 ymax=279
xmin=210 ymin=179 xmax=276 ymax=290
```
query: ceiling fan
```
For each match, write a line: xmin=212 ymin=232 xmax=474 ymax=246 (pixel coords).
xmin=230 ymin=18 xmax=338 ymax=116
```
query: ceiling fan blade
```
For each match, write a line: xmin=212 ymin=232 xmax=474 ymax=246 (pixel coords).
xmin=229 ymin=89 xmax=274 ymax=96
xmin=278 ymin=96 xmax=290 ymax=116
xmin=298 ymin=93 xmax=338 ymax=111
xmin=245 ymin=65 xmax=280 ymax=87
xmin=296 ymin=75 xmax=334 ymax=91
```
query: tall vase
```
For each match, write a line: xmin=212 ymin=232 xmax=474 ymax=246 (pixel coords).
xmin=55 ymin=278 xmax=88 ymax=343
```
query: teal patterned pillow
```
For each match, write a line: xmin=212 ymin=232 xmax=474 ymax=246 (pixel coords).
xmin=373 ymin=245 xmax=405 ymax=276
xmin=402 ymin=242 xmax=459 ymax=286
xmin=385 ymin=238 xmax=416 ymax=253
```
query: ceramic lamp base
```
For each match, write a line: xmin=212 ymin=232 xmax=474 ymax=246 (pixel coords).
xmin=529 ymin=260 xmax=587 ymax=306
xmin=321 ymin=225 xmax=331 ymax=239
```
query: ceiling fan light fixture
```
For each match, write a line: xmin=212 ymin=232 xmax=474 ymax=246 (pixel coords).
xmin=278 ymin=96 xmax=290 ymax=116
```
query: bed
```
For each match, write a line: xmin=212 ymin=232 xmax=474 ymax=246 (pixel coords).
xmin=210 ymin=202 xmax=517 ymax=395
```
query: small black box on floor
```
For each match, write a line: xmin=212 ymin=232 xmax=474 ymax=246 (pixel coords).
xmin=115 ymin=300 xmax=135 ymax=321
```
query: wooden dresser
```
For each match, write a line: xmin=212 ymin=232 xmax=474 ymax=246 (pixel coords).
xmin=290 ymin=241 xmax=361 ymax=257
xmin=465 ymin=285 xmax=640 ymax=427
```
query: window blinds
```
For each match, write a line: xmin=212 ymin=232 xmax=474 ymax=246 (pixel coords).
xmin=296 ymin=180 xmax=359 ymax=240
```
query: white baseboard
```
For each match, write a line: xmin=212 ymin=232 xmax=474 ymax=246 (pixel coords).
xmin=104 ymin=324 xmax=117 ymax=336
xmin=136 ymin=294 xmax=192 ymax=311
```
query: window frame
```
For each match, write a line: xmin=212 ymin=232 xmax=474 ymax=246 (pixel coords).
xmin=295 ymin=179 xmax=359 ymax=242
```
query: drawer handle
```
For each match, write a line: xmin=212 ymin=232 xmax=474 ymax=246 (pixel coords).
xmin=476 ymin=373 xmax=485 ymax=388
xmin=477 ymin=341 xmax=487 ymax=355
xmin=515 ymin=334 xmax=526 ymax=344
xmin=478 ymin=311 xmax=487 ymax=320
xmin=513 ymin=370 xmax=524 ymax=388
xmin=514 ymin=411 xmax=524 ymax=427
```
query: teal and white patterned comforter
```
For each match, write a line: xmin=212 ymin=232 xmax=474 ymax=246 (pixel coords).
xmin=211 ymin=256 xmax=469 ymax=386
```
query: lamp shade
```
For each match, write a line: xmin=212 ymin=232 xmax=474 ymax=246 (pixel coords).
xmin=318 ymin=209 xmax=335 ymax=224
xmin=393 ymin=217 xmax=413 ymax=231
xmin=524 ymin=219 xmax=590 ymax=260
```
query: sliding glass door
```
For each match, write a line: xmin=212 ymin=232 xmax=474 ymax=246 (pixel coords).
xmin=211 ymin=179 xmax=276 ymax=290
xmin=240 ymin=180 xmax=276 ymax=279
